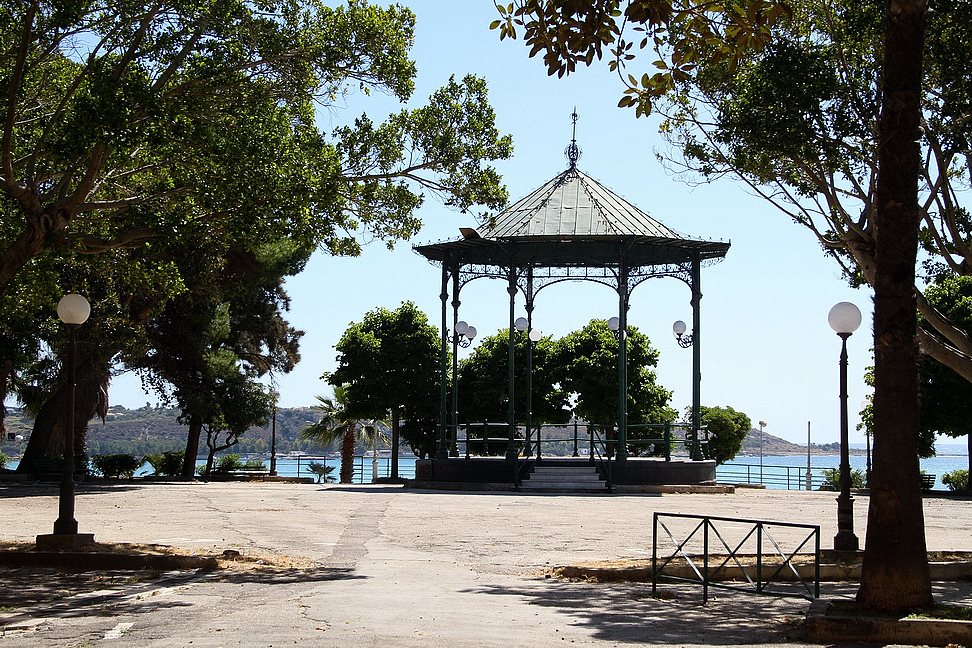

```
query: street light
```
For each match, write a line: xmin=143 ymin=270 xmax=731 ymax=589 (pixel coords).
xmin=672 ymin=320 xmax=694 ymax=348
xmin=451 ymin=320 xmax=477 ymax=457
xmin=829 ymin=301 xmax=862 ymax=552
xmin=37 ymin=294 xmax=94 ymax=550
xmin=516 ymin=316 xmax=542 ymax=459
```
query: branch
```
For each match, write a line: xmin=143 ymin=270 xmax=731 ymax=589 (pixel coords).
xmin=916 ymin=290 xmax=972 ymax=358
xmin=917 ymin=326 xmax=972 ymax=384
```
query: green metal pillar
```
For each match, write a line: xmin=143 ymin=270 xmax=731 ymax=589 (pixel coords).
xmin=450 ymin=270 xmax=462 ymax=457
xmin=505 ymin=264 xmax=518 ymax=462
xmin=617 ymin=259 xmax=629 ymax=461
xmin=691 ymin=252 xmax=703 ymax=461
xmin=525 ymin=267 xmax=535 ymax=462
xmin=437 ymin=261 xmax=450 ymax=459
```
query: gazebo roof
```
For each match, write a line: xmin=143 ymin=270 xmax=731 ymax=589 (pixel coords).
xmin=478 ymin=166 xmax=679 ymax=239
xmin=415 ymin=164 xmax=729 ymax=270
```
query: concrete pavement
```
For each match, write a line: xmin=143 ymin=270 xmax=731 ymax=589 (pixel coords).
xmin=1 ymin=481 xmax=970 ymax=647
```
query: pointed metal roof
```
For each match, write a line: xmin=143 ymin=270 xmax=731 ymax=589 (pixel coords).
xmin=478 ymin=166 xmax=680 ymax=240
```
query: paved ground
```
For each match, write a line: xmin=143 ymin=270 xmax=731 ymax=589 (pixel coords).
xmin=1 ymin=481 xmax=970 ymax=647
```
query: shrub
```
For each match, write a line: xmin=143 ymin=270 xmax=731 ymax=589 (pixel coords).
xmin=91 ymin=454 xmax=143 ymax=479
xmin=819 ymin=467 xmax=866 ymax=491
xmin=143 ymin=451 xmax=185 ymax=477
xmin=0 ymin=453 xmax=8 ymax=469
xmin=214 ymin=454 xmax=244 ymax=473
xmin=307 ymin=461 xmax=335 ymax=483
xmin=942 ymin=469 xmax=969 ymax=492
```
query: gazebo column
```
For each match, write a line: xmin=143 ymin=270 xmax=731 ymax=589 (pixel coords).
xmin=617 ymin=260 xmax=629 ymax=462
xmin=450 ymin=269 xmax=462 ymax=457
xmin=525 ymin=267 xmax=536 ymax=462
xmin=437 ymin=261 xmax=450 ymax=459
xmin=505 ymin=264 xmax=518 ymax=463
xmin=691 ymin=252 xmax=703 ymax=461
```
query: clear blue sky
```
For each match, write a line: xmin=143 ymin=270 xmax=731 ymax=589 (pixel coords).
xmin=111 ymin=1 xmax=874 ymax=445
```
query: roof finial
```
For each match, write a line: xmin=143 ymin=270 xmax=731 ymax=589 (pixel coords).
xmin=565 ymin=107 xmax=582 ymax=168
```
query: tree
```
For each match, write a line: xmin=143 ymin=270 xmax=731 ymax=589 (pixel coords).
xmin=493 ymin=0 xmax=935 ymax=613
xmin=550 ymin=320 xmax=676 ymax=455
xmin=300 ymin=386 xmax=385 ymax=484
xmin=134 ymin=242 xmax=304 ymax=476
xmin=327 ymin=302 xmax=441 ymax=460
xmin=697 ymin=406 xmax=751 ymax=465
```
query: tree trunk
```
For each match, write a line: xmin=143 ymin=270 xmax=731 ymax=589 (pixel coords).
xmin=340 ymin=423 xmax=356 ymax=484
xmin=17 ymin=347 xmax=108 ymax=473
xmin=856 ymin=0 xmax=934 ymax=613
xmin=182 ymin=414 xmax=203 ymax=477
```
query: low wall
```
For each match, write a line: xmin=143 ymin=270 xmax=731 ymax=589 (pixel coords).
xmin=415 ymin=457 xmax=716 ymax=486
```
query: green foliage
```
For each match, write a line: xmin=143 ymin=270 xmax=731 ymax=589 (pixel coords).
xmin=491 ymin=0 xmax=790 ymax=116
xmin=920 ymin=276 xmax=972 ymax=450
xmin=942 ymin=470 xmax=969 ymax=492
xmin=550 ymin=320 xmax=676 ymax=433
xmin=0 ymin=453 xmax=7 ymax=469
xmin=143 ymin=451 xmax=185 ymax=477
xmin=91 ymin=454 xmax=143 ymax=479
xmin=698 ymin=406 xmax=752 ymax=465
xmin=301 ymin=385 xmax=387 ymax=483
xmin=819 ymin=467 xmax=866 ymax=491
xmin=208 ymin=454 xmax=264 ymax=473
xmin=327 ymin=302 xmax=440 ymax=459
xmin=307 ymin=461 xmax=336 ymax=483
xmin=457 ymin=330 xmax=570 ymax=430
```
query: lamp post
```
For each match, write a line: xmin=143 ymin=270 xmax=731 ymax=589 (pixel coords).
xmin=451 ymin=321 xmax=476 ymax=456
xmin=829 ymin=301 xmax=862 ymax=552
xmin=861 ymin=399 xmax=872 ymax=486
xmin=758 ymin=420 xmax=766 ymax=484
xmin=38 ymin=294 xmax=94 ymax=550
xmin=515 ymin=317 xmax=541 ymax=460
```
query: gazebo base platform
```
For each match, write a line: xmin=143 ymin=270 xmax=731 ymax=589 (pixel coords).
xmin=409 ymin=457 xmax=722 ymax=492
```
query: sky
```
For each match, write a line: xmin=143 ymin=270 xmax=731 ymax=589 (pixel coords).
xmin=109 ymin=2 xmax=875 ymax=446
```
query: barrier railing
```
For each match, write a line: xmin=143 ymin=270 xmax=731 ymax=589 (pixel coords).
xmin=716 ymin=463 xmax=833 ymax=490
xmin=652 ymin=512 xmax=820 ymax=604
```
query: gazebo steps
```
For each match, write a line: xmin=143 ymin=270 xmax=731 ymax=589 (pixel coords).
xmin=519 ymin=465 xmax=608 ymax=492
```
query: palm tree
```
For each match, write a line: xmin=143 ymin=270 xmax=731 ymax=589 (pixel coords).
xmin=300 ymin=385 xmax=387 ymax=484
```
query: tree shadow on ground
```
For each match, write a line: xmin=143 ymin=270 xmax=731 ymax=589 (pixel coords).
xmin=467 ymin=578 xmax=861 ymax=645
xmin=0 ymin=564 xmax=361 ymax=619
xmin=0 ymin=483 xmax=145 ymax=499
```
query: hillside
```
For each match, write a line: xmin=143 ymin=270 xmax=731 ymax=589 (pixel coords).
xmin=3 ymin=405 xmax=326 ymax=458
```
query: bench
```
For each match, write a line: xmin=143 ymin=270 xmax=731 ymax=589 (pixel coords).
xmin=921 ymin=474 xmax=936 ymax=490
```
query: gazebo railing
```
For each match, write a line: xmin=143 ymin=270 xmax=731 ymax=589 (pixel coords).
xmin=445 ymin=422 xmax=710 ymax=463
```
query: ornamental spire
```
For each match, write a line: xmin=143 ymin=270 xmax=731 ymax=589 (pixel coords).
xmin=565 ymin=108 xmax=582 ymax=168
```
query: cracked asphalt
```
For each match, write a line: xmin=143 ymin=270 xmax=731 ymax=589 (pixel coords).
xmin=1 ymin=481 xmax=970 ymax=647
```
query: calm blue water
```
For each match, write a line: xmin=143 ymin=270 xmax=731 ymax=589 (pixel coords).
xmin=720 ymin=453 xmax=969 ymax=490
xmin=5 ymin=451 xmax=967 ymax=489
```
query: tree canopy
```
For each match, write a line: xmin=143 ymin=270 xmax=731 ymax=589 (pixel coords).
xmin=2 ymin=0 xmax=513 ymax=296
xmin=696 ymin=405 xmax=751 ymax=465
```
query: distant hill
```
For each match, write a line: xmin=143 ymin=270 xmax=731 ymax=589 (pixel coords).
xmin=737 ymin=429 xmax=855 ymax=456
xmin=3 ymin=405 xmax=327 ymax=458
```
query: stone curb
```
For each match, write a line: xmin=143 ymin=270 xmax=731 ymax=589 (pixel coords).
xmin=805 ymin=598 xmax=972 ymax=646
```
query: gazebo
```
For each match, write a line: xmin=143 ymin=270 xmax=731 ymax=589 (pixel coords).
xmin=413 ymin=127 xmax=729 ymax=489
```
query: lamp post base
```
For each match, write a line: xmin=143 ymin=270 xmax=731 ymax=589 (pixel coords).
xmin=36 ymin=533 xmax=95 ymax=551
xmin=833 ymin=531 xmax=859 ymax=552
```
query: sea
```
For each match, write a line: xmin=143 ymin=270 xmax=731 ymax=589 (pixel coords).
xmin=4 ymin=444 xmax=968 ymax=490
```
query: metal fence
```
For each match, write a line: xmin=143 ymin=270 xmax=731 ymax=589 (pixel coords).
xmin=652 ymin=512 xmax=821 ymax=603
xmin=716 ymin=463 xmax=835 ymax=490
